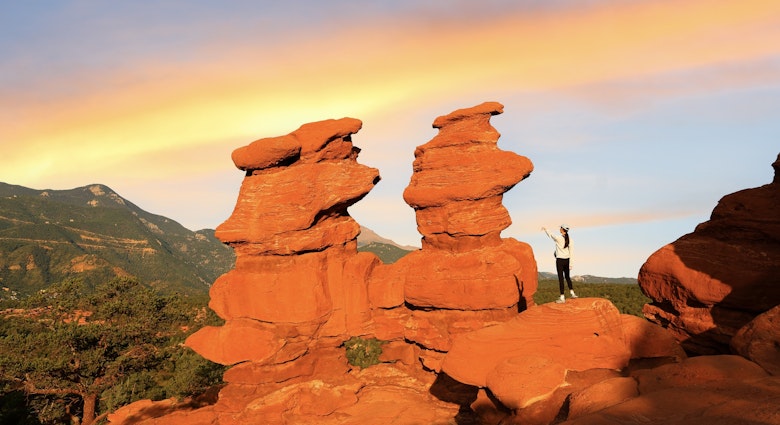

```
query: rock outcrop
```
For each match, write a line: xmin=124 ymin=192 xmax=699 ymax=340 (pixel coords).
xmin=108 ymin=109 xmax=780 ymax=425
xmin=561 ymin=355 xmax=780 ymax=425
xmin=639 ymin=154 xmax=780 ymax=355
xmin=111 ymin=102 xmax=539 ymax=424
xmin=186 ymin=117 xmax=381 ymax=368
xmin=440 ymin=298 xmax=687 ymax=423
xmin=372 ymin=102 xmax=538 ymax=369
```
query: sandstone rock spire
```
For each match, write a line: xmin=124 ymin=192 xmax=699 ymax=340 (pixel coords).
xmin=186 ymin=117 xmax=380 ymax=366
xmin=399 ymin=101 xmax=537 ymax=311
xmin=365 ymin=102 xmax=539 ymax=371
xmin=403 ymin=101 xmax=533 ymax=252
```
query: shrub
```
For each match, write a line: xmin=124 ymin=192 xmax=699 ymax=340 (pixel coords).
xmin=343 ymin=337 xmax=383 ymax=369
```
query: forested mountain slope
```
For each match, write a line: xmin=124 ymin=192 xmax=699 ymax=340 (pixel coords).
xmin=0 ymin=183 xmax=234 ymax=297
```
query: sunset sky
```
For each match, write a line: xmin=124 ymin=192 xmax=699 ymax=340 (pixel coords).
xmin=2 ymin=0 xmax=779 ymax=278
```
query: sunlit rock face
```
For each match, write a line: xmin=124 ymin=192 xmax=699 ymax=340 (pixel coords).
xmin=403 ymin=101 xmax=534 ymax=253
xmin=382 ymin=102 xmax=539 ymax=368
xmin=639 ymin=153 xmax=780 ymax=355
xmin=187 ymin=117 xmax=381 ymax=366
xmin=442 ymin=298 xmax=633 ymax=390
xmin=175 ymin=102 xmax=541 ymax=423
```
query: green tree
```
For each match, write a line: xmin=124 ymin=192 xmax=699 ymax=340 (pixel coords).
xmin=0 ymin=277 xmax=223 ymax=425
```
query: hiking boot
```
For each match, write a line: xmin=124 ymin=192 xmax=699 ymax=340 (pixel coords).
xmin=570 ymin=290 xmax=578 ymax=299
xmin=555 ymin=295 xmax=565 ymax=304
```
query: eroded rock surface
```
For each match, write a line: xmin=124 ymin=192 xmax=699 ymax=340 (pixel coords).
xmin=186 ymin=117 xmax=380 ymax=369
xmin=384 ymin=102 xmax=538 ymax=368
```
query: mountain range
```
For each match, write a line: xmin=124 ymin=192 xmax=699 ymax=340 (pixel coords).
xmin=0 ymin=182 xmax=635 ymax=298
xmin=0 ymin=182 xmax=234 ymax=298
xmin=537 ymin=271 xmax=637 ymax=284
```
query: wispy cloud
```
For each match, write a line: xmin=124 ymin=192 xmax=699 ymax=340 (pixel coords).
xmin=5 ymin=0 xmax=779 ymax=188
xmin=2 ymin=1 xmax=778 ymax=277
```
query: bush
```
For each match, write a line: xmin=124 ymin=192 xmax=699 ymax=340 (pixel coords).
xmin=343 ymin=337 xmax=383 ymax=369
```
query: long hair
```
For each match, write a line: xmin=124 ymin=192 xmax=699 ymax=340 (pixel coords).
xmin=563 ymin=231 xmax=570 ymax=249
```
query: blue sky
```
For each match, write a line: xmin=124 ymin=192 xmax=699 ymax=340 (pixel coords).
xmin=1 ymin=1 xmax=779 ymax=277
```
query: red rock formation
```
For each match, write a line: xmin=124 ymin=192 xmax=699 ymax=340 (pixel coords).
xmin=639 ymin=154 xmax=780 ymax=355
xmin=374 ymin=102 xmax=538 ymax=369
xmin=109 ymin=107 xmax=780 ymax=425
xmin=107 ymin=103 xmax=542 ymax=424
xmin=439 ymin=297 xmax=691 ymax=424
xmin=442 ymin=298 xmax=632 ymax=389
xmin=186 ymin=117 xmax=380 ymax=368
xmin=557 ymin=355 xmax=780 ymax=425
xmin=403 ymin=102 xmax=533 ymax=254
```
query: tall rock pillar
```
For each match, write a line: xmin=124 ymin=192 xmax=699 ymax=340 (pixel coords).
xmin=374 ymin=102 xmax=538 ymax=370
xmin=186 ymin=118 xmax=380 ymax=367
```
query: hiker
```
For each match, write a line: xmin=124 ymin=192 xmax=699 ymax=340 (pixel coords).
xmin=542 ymin=224 xmax=577 ymax=303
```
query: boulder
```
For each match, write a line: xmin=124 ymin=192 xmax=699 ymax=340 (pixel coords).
xmin=485 ymin=355 xmax=567 ymax=410
xmin=184 ymin=319 xmax=284 ymax=365
xmin=441 ymin=298 xmax=631 ymax=389
xmin=567 ymin=376 xmax=638 ymax=420
xmin=639 ymin=153 xmax=780 ymax=355
xmin=231 ymin=135 xmax=301 ymax=171
xmin=730 ymin=303 xmax=780 ymax=375
xmin=558 ymin=355 xmax=780 ymax=425
xmin=215 ymin=162 xmax=378 ymax=254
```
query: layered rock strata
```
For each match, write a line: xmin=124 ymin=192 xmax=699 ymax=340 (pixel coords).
xmin=639 ymin=154 xmax=780 ymax=355
xmin=178 ymin=103 xmax=540 ymax=423
xmin=186 ymin=118 xmax=381 ymax=366
xmin=372 ymin=102 xmax=537 ymax=368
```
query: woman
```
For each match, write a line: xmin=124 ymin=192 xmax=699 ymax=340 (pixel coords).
xmin=542 ymin=224 xmax=577 ymax=303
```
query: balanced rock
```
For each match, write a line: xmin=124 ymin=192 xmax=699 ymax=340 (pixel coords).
xmin=122 ymin=104 xmax=543 ymax=424
xmin=376 ymin=102 xmax=539 ymax=368
xmin=403 ymin=101 xmax=533 ymax=252
xmin=395 ymin=102 xmax=537 ymax=311
xmin=639 ymin=153 xmax=780 ymax=355
xmin=186 ymin=118 xmax=380 ymax=367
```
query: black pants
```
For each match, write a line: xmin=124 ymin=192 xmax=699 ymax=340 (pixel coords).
xmin=556 ymin=258 xmax=573 ymax=294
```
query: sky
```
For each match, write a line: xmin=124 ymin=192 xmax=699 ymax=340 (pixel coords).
xmin=1 ymin=0 xmax=779 ymax=278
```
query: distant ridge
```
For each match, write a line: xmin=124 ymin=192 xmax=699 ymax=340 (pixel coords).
xmin=357 ymin=226 xmax=419 ymax=250
xmin=0 ymin=182 xmax=235 ymax=297
xmin=538 ymin=271 xmax=638 ymax=284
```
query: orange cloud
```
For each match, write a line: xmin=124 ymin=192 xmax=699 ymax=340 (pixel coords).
xmin=3 ymin=0 xmax=779 ymax=188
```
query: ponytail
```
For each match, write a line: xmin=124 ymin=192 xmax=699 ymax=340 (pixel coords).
xmin=563 ymin=232 xmax=570 ymax=249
